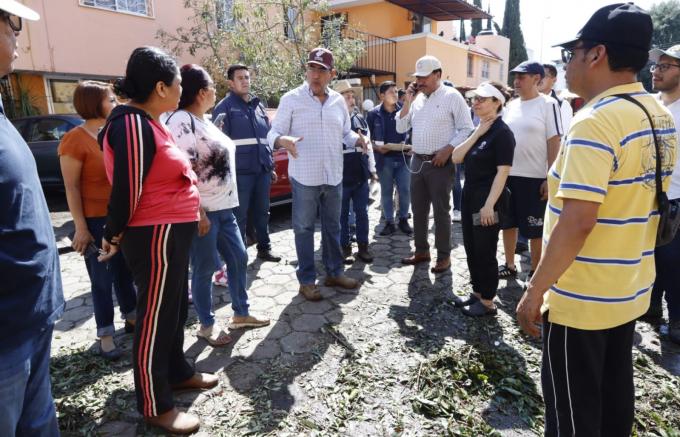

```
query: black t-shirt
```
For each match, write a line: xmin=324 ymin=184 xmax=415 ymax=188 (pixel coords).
xmin=463 ymin=117 xmax=515 ymax=189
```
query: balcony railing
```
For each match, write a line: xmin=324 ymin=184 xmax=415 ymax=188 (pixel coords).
xmin=322 ymin=21 xmax=396 ymax=77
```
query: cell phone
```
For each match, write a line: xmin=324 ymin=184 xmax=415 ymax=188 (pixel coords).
xmin=472 ymin=211 xmax=499 ymax=226
xmin=83 ymin=242 xmax=100 ymax=258
xmin=213 ymin=113 xmax=226 ymax=126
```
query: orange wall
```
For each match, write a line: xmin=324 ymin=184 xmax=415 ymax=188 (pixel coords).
xmin=10 ymin=73 xmax=49 ymax=115
xmin=15 ymin=1 xmax=203 ymax=77
xmin=394 ymin=35 xmax=468 ymax=87
xmin=334 ymin=3 xmax=412 ymax=39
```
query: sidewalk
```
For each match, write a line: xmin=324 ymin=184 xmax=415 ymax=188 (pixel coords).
xmin=48 ymin=194 xmax=680 ymax=436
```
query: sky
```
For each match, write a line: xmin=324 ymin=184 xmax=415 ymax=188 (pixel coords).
xmin=472 ymin=0 xmax=657 ymax=63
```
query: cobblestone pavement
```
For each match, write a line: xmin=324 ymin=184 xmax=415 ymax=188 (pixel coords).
xmin=47 ymin=191 xmax=680 ymax=436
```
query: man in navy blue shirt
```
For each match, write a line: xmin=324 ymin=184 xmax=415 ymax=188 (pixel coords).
xmin=0 ymin=2 xmax=64 ymax=435
xmin=213 ymin=65 xmax=281 ymax=262
xmin=366 ymin=81 xmax=412 ymax=236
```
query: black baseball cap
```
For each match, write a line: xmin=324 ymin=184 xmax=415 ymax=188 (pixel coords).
xmin=553 ymin=3 xmax=652 ymax=50
xmin=510 ymin=61 xmax=545 ymax=78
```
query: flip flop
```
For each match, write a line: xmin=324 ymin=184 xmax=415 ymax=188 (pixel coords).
xmin=196 ymin=325 xmax=232 ymax=347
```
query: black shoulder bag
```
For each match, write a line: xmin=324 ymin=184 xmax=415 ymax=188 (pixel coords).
xmin=613 ymin=93 xmax=680 ymax=246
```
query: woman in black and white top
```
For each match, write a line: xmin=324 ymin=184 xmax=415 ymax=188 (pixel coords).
xmin=451 ymin=81 xmax=515 ymax=317
xmin=165 ymin=64 xmax=269 ymax=347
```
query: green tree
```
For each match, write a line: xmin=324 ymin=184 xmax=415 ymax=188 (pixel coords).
xmin=158 ymin=0 xmax=365 ymax=104
xmin=459 ymin=19 xmax=467 ymax=41
xmin=501 ymin=0 xmax=528 ymax=85
xmin=471 ymin=0 xmax=483 ymax=37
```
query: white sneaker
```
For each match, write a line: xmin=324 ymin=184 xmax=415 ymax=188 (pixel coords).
xmin=452 ymin=210 xmax=462 ymax=222
xmin=212 ymin=265 xmax=228 ymax=287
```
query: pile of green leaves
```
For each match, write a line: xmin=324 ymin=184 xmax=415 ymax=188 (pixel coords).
xmin=50 ymin=348 xmax=135 ymax=434
xmin=412 ymin=343 xmax=543 ymax=435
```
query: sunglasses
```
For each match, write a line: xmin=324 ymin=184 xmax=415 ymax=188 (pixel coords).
xmin=0 ymin=11 xmax=21 ymax=32
xmin=472 ymin=96 xmax=491 ymax=103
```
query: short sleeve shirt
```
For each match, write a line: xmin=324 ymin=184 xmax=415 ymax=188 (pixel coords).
xmin=542 ymin=83 xmax=677 ymax=330
xmin=164 ymin=111 xmax=238 ymax=211
xmin=463 ymin=117 xmax=515 ymax=189
xmin=503 ymin=95 xmax=562 ymax=178
xmin=58 ymin=127 xmax=112 ymax=217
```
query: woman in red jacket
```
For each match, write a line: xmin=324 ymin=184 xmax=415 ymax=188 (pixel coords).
xmin=97 ymin=46 xmax=213 ymax=435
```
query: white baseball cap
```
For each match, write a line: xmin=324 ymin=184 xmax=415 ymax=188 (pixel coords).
xmin=412 ymin=55 xmax=442 ymax=77
xmin=466 ymin=82 xmax=506 ymax=105
xmin=0 ymin=0 xmax=40 ymax=21
xmin=649 ymin=45 xmax=680 ymax=63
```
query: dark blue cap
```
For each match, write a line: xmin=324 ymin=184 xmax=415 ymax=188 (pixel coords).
xmin=553 ymin=3 xmax=652 ymax=51
xmin=510 ymin=61 xmax=545 ymax=78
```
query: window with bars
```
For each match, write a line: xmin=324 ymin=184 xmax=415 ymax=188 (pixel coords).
xmin=80 ymin=0 xmax=153 ymax=17
xmin=482 ymin=60 xmax=490 ymax=79
xmin=467 ymin=55 xmax=474 ymax=78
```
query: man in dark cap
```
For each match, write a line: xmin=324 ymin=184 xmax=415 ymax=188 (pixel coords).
xmin=268 ymin=48 xmax=367 ymax=301
xmin=499 ymin=60 xmax=562 ymax=283
xmin=516 ymin=4 xmax=677 ymax=436
xmin=0 ymin=1 xmax=64 ymax=435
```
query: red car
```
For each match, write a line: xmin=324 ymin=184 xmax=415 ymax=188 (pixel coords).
xmin=267 ymin=108 xmax=292 ymax=206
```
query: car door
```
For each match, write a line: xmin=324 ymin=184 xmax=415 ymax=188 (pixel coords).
xmin=25 ymin=118 xmax=78 ymax=188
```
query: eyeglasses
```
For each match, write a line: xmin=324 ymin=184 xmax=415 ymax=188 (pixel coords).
xmin=472 ymin=96 xmax=490 ymax=103
xmin=650 ymin=63 xmax=680 ymax=73
xmin=561 ymin=46 xmax=592 ymax=64
xmin=0 ymin=11 xmax=22 ymax=32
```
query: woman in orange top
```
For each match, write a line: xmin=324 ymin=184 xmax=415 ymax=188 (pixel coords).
xmin=58 ymin=81 xmax=136 ymax=360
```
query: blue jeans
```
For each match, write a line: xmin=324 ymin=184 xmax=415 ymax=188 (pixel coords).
xmin=0 ymin=325 xmax=59 ymax=437
xmin=452 ymin=163 xmax=463 ymax=211
xmin=341 ymin=181 xmax=369 ymax=246
xmin=191 ymin=209 xmax=249 ymax=325
xmin=85 ymin=217 xmax=137 ymax=337
xmin=379 ymin=156 xmax=411 ymax=223
xmin=291 ymin=178 xmax=343 ymax=284
xmin=235 ymin=171 xmax=272 ymax=252
xmin=652 ymin=230 xmax=680 ymax=320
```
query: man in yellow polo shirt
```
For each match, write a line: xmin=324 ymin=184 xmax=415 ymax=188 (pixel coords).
xmin=516 ymin=4 xmax=677 ymax=436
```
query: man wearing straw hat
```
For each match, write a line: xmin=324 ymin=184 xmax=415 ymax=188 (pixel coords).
xmin=333 ymin=79 xmax=376 ymax=263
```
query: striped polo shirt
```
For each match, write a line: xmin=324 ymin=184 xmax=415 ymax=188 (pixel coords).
xmin=542 ymin=83 xmax=677 ymax=330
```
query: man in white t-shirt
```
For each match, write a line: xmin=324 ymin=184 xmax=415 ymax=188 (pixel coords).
xmin=540 ymin=62 xmax=574 ymax=134
xmin=500 ymin=61 xmax=562 ymax=280
xmin=646 ymin=44 xmax=680 ymax=343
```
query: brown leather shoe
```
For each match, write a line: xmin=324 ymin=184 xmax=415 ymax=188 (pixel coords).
xmin=431 ymin=257 xmax=451 ymax=273
xmin=324 ymin=275 xmax=359 ymax=289
xmin=299 ymin=284 xmax=322 ymax=301
xmin=401 ymin=252 xmax=431 ymax=265
xmin=145 ymin=408 xmax=200 ymax=435
xmin=171 ymin=372 xmax=219 ymax=392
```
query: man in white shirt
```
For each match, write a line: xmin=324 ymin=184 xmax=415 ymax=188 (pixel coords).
xmin=646 ymin=44 xmax=680 ymax=343
xmin=396 ymin=55 xmax=474 ymax=273
xmin=540 ymin=63 xmax=574 ymax=133
xmin=500 ymin=61 xmax=562 ymax=280
xmin=268 ymin=48 xmax=367 ymax=301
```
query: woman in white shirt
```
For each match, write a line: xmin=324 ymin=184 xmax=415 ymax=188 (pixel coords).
xmin=165 ymin=64 xmax=269 ymax=346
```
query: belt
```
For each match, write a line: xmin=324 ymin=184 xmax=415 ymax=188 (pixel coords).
xmin=414 ymin=153 xmax=435 ymax=161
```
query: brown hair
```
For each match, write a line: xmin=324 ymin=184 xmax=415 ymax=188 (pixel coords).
xmin=73 ymin=80 xmax=112 ymax=120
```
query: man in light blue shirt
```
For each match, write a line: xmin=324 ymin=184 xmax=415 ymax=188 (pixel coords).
xmin=268 ymin=48 xmax=367 ymax=301
xmin=0 ymin=2 xmax=64 ymax=435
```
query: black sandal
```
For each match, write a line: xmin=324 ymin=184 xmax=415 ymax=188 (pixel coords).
xmin=462 ymin=301 xmax=498 ymax=317
xmin=454 ymin=293 xmax=480 ymax=308
xmin=498 ymin=263 xmax=517 ymax=279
